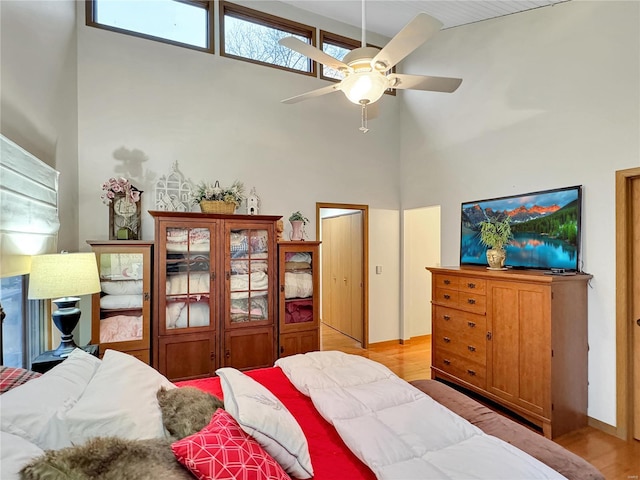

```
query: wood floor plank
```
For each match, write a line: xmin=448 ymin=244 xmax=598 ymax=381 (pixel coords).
xmin=320 ymin=323 xmax=640 ymax=480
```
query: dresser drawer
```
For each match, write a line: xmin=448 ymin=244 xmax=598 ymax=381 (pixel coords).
xmin=456 ymin=292 xmax=487 ymax=315
xmin=434 ymin=288 xmax=459 ymax=307
xmin=433 ymin=306 xmax=486 ymax=337
xmin=458 ymin=277 xmax=486 ymax=295
xmin=433 ymin=274 xmax=460 ymax=290
xmin=433 ymin=331 xmax=486 ymax=365
xmin=433 ymin=350 xmax=486 ymax=389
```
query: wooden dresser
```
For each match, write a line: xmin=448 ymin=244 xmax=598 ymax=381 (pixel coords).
xmin=426 ymin=266 xmax=592 ymax=439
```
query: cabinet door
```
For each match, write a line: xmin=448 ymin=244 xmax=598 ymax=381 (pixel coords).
xmin=158 ymin=331 xmax=217 ymax=381
xmin=279 ymin=330 xmax=319 ymax=357
xmin=223 ymin=327 xmax=274 ymax=370
xmin=279 ymin=242 xmax=320 ymax=334
xmin=486 ymin=280 xmax=550 ymax=415
xmin=225 ymin=225 xmax=274 ymax=329
xmin=160 ymin=223 xmax=216 ymax=335
xmin=89 ymin=242 xmax=152 ymax=362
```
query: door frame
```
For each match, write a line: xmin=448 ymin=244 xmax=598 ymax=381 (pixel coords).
xmin=316 ymin=202 xmax=369 ymax=348
xmin=615 ymin=166 xmax=640 ymax=440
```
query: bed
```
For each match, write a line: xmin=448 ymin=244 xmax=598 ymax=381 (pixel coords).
xmin=0 ymin=348 xmax=603 ymax=480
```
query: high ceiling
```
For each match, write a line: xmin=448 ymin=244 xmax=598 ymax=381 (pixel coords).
xmin=279 ymin=1 xmax=569 ymax=37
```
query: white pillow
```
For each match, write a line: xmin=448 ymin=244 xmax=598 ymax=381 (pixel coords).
xmin=0 ymin=431 xmax=44 ymax=480
xmin=216 ymin=367 xmax=313 ymax=479
xmin=0 ymin=348 xmax=101 ymax=450
xmin=64 ymin=349 xmax=175 ymax=444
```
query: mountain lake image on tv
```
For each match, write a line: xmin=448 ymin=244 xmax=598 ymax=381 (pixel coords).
xmin=460 ymin=185 xmax=582 ymax=271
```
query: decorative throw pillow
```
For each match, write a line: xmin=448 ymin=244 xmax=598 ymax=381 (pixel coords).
xmin=171 ymin=409 xmax=289 ymax=480
xmin=216 ymin=367 xmax=313 ymax=479
xmin=158 ymin=386 xmax=224 ymax=440
xmin=64 ymin=349 xmax=176 ymax=445
xmin=0 ymin=366 xmax=41 ymax=394
xmin=20 ymin=436 xmax=192 ymax=480
xmin=0 ymin=348 xmax=101 ymax=450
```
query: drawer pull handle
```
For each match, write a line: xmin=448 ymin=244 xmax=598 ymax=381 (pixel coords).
xmin=443 ymin=336 xmax=451 ymax=343
xmin=443 ymin=315 xmax=451 ymax=321
xmin=468 ymin=345 xmax=476 ymax=352
xmin=444 ymin=294 xmax=451 ymax=300
xmin=443 ymin=359 xmax=451 ymax=365
xmin=444 ymin=279 xmax=451 ymax=285
xmin=467 ymin=369 xmax=476 ymax=376
xmin=467 ymin=298 xmax=476 ymax=305
xmin=467 ymin=321 xmax=476 ymax=328
xmin=468 ymin=283 xmax=476 ymax=289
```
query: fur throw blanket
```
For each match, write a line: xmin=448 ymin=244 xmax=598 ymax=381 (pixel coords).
xmin=20 ymin=437 xmax=192 ymax=480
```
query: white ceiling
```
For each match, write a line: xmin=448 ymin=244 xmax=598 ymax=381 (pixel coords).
xmin=279 ymin=0 xmax=569 ymax=38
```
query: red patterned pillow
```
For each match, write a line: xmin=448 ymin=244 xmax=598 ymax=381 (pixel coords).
xmin=171 ymin=408 xmax=290 ymax=480
xmin=0 ymin=366 xmax=41 ymax=394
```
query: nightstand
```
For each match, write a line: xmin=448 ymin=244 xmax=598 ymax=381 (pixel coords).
xmin=31 ymin=344 xmax=99 ymax=374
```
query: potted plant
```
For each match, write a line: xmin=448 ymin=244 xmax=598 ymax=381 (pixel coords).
xmin=192 ymin=180 xmax=244 ymax=214
xmin=288 ymin=211 xmax=309 ymax=241
xmin=478 ymin=215 xmax=513 ymax=269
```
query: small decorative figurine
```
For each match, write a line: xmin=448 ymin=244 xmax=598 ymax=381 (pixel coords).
xmin=247 ymin=187 xmax=260 ymax=215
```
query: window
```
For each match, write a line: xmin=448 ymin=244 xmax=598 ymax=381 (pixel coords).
xmin=221 ymin=2 xmax=316 ymax=75
xmin=0 ymin=277 xmax=46 ymax=368
xmin=1 ymin=135 xmax=59 ymax=367
xmin=320 ymin=30 xmax=396 ymax=95
xmin=86 ymin=0 xmax=213 ymax=53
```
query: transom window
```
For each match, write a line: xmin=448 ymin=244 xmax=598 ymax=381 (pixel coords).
xmin=320 ymin=30 xmax=396 ymax=96
xmin=220 ymin=2 xmax=316 ymax=75
xmin=86 ymin=0 xmax=212 ymax=52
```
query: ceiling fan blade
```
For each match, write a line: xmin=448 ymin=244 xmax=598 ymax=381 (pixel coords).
xmin=388 ymin=73 xmax=462 ymax=93
xmin=279 ymin=37 xmax=350 ymax=72
xmin=371 ymin=13 xmax=443 ymax=71
xmin=281 ymin=83 xmax=342 ymax=104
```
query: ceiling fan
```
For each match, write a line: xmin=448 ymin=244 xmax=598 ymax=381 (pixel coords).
xmin=278 ymin=1 xmax=462 ymax=132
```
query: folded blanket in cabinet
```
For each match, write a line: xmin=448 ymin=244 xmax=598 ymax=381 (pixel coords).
xmin=285 ymin=272 xmax=313 ymax=299
xmin=166 ymin=302 xmax=210 ymax=329
xmin=100 ymin=315 xmax=143 ymax=343
xmin=166 ymin=273 xmax=210 ymax=295
xmin=100 ymin=294 xmax=143 ymax=310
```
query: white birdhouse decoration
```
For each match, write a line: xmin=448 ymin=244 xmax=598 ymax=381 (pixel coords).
xmin=247 ymin=187 xmax=260 ymax=215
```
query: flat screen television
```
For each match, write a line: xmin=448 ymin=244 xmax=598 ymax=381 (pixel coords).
xmin=460 ymin=185 xmax=582 ymax=271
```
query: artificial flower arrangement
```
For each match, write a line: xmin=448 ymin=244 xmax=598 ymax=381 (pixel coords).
xmin=191 ymin=180 xmax=245 ymax=207
xmin=100 ymin=177 xmax=141 ymax=205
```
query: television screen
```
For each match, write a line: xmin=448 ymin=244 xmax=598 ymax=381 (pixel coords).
xmin=460 ymin=185 xmax=582 ymax=271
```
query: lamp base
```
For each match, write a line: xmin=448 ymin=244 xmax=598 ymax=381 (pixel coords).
xmin=51 ymin=297 xmax=82 ymax=358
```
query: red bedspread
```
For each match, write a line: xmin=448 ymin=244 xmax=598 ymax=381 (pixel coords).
xmin=177 ymin=367 xmax=375 ymax=480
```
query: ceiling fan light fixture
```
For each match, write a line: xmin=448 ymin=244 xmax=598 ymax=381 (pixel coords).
xmin=341 ymin=72 xmax=389 ymax=105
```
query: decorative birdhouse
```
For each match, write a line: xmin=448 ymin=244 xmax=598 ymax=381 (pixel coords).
xmin=247 ymin=187 xmax=260 ymax=215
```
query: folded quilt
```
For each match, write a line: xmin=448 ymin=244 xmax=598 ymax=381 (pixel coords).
xmin=100 ymin=315 xmax=143 ymax=343
xmin=166 ymin=272 xmax=210 ymax=295
xmin=275 ymin=351 xmax=566 ymax=480
xmin=284 ymin=272 xmax=313 ymax=299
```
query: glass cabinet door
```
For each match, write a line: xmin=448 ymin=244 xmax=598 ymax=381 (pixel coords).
xmin=228 ymin=228 xmax=270 ymax=326
xmin=282 ymin=249 xmax=315 ymax=328
xmin=163 ymin=226 xmax=213 ymax=333
xmin=97 ymin=252 xmax=145 ymax=344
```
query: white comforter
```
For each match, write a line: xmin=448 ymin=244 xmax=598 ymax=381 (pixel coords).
xmin=275 ymin=351 xmax=566 ymax=480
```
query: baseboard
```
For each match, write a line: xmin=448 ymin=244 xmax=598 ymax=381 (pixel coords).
xmin=587 ymin=416 xmax=621 ymax=438
xmin=371 ymin=334 xmax=431 ymax=347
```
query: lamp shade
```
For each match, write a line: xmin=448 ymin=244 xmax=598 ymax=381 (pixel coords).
xmin=28 ymin=253 xmax=101 ymax=300
xmin=341 ymin=72 xmax=389 ymax=105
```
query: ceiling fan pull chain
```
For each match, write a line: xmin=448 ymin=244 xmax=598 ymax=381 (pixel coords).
xmin=359 ymin=104 xmax=369 ymax=133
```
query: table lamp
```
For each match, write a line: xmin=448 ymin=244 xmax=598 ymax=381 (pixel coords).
xmin=28 ymin=252 xmax=101 ymax=357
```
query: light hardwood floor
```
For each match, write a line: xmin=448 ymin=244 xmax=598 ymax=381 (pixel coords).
xmin=321 ymin=324 xmax=640 ymax=480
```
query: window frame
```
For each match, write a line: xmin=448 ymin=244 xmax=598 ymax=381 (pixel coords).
xmin=220 ymin=1 xmax=317 ymax=77
xmin=85 ymin=0 xmax=215 ymax=54
xmin=319 ymin=30 xmax=396 ymax=96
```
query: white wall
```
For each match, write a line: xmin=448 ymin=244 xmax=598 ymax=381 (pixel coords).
xmin=400 ymin=0 xmax=640 ymax=427
xmin=403 ymin=206 xmax=440 ymax=339
xmin=368 ymin=209 xmax=400 ymax=343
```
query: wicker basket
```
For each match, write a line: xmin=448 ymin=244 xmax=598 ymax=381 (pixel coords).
xmin=199 ymin=200 xmax=236 ymax=214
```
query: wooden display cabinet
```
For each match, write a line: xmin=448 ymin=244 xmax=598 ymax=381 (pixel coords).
xmin=150 ymin=211 xmax=280 ymax=381
xmin=87 ymin=240 xmax=153 ymax=363
xmin=278 ymin=241 xmax=321 ymax=357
